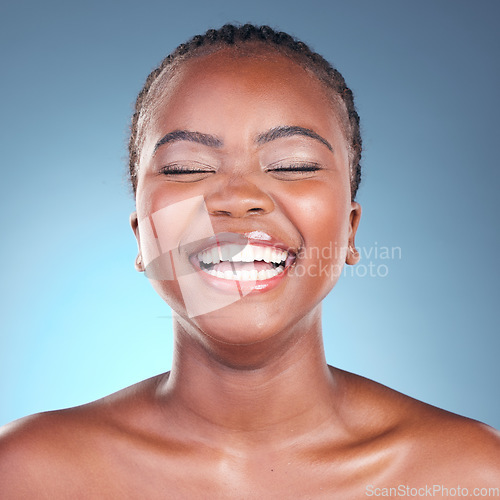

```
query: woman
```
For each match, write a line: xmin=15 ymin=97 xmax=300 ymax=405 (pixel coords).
xmin=1 ymin=24 xmax=498 ymax=498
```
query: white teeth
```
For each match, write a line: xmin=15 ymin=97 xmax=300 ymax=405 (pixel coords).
xmin=198 ymin=244 xmax=288 ymax=265
xmin=220 ymin=246 xmax=230 ymax=261
xmin=202 ymin=265 xmax=285 ymax=281
xmin=262 ymin=247 xmax=272 ymax=263
xmin=229 ymin=244 xmax=241 ymax=262
xmin=224 ymin=270 xmax=235 ymax=279
xmin=242 ymin=246 xmax=253 ymax=262
xmin=230 ymin=246 xmax=238 ymax=260
xmin=211 ymin=247 xmax=221 ymax=264
xmin=253 ymin=246 xmax=264 ymax=261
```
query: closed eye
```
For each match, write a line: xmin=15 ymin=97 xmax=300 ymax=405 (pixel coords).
xmin=266 ymin=162 xmax=322 ymax=180
xmin=159 ymin=162 xmax=216 ymax=182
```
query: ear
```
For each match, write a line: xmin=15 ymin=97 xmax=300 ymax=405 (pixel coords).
xmin=346 ymin=202 xmax=361 ymax=266
xmin=130 ymin=211 xmax=145 ymax=272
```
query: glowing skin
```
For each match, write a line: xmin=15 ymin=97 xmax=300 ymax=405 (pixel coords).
xmin=131 ymin=49 xmax=361 ymax=347
xmin=0 ymin=48 xmax=498 ymax=498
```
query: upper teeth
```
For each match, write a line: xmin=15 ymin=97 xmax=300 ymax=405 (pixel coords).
xmin=197 ymin=245 xmax=287 ymax=265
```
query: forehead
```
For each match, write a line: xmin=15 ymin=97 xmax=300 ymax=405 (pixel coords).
xmin=139 ymin=48 xmax=347 ymax=160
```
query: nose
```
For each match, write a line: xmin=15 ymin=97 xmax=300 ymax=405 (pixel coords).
xmin=205 ymin=175 xmax=275 ymax=218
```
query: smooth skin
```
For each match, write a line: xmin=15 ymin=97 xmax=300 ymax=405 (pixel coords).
xmin=1 ymin=49 xmax=499 ymax=499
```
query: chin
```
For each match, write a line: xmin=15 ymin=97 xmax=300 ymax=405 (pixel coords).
xmin=189 ymin=302 xmax=286 ymax=345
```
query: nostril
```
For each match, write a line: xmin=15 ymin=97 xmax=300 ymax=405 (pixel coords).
xmin=211 ymin=207 xmax=264 ymax=217
xmin=212 ymin=210 xmax=232 ymax=216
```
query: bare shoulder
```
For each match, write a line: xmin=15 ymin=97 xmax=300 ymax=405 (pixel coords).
xmin=333 ymin=368 xmax=500 ymax=484
xmin=0 ymin=374 xmax=166 ymax=498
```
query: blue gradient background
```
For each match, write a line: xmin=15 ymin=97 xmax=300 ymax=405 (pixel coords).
xmin=1 ymin=0 xmax=499 ymax=428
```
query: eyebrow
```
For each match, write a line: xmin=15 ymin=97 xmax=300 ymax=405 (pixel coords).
xmin=256 ymin=126 xmax=333 ymax=152
xmin=153 ymin=125 xmax=333 ymax=154
xmin=154 ymin=130 xmax=223 ymax=153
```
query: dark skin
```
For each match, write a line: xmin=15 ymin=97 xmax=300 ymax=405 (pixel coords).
xmin=1 ymin=49 xmax=499 ymax=498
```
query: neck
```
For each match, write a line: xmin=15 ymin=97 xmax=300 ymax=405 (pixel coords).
xmin=157 ymin=307 xmax=341 ymax=448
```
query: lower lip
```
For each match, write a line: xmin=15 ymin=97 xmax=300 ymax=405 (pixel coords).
xmin=189 ymin=258 xmax=290 ymax=294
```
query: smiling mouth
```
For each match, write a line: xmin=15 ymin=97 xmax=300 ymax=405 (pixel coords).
xmin=194 ymin=244 xmax=294 ymax=281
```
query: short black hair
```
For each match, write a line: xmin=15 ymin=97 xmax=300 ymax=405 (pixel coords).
xmin=128 ymin=23 xmax=362 ymax=200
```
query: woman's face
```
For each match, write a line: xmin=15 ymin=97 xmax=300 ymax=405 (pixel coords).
xmin=131 ymin=48 xmax=361 ymax=344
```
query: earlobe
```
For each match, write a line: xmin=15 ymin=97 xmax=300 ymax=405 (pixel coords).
xmin=130 ymin=211 xmax=145 ymax=272
xmin=346 ymin=202 xmax=361 ymax=266
xmin=346 ymin=244 xmax=360 ymax=266
xmin=135 ymin=254 xmax=144 ymax=272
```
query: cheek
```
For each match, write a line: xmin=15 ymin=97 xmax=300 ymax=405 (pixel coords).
xmin=282 ymin=181 xmax=351 ymax=294
xmin=282 ymin=181 xmax=352 ymax=249
xmin=135 ymin=189 xmax=217 ymax=312
xmin=136 ymin=178 xmax=202 ymax=220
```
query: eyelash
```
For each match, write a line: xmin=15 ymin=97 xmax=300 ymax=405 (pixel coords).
xmin=266 ymin=163 xmax=321 ymax=172
xmin=158 ymin=162 xmax=322 ymax=181
xmin=160 ymin=164 xmax=214 ymax=174
xmin=265 ymin=162 xmax=322 ymax=180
